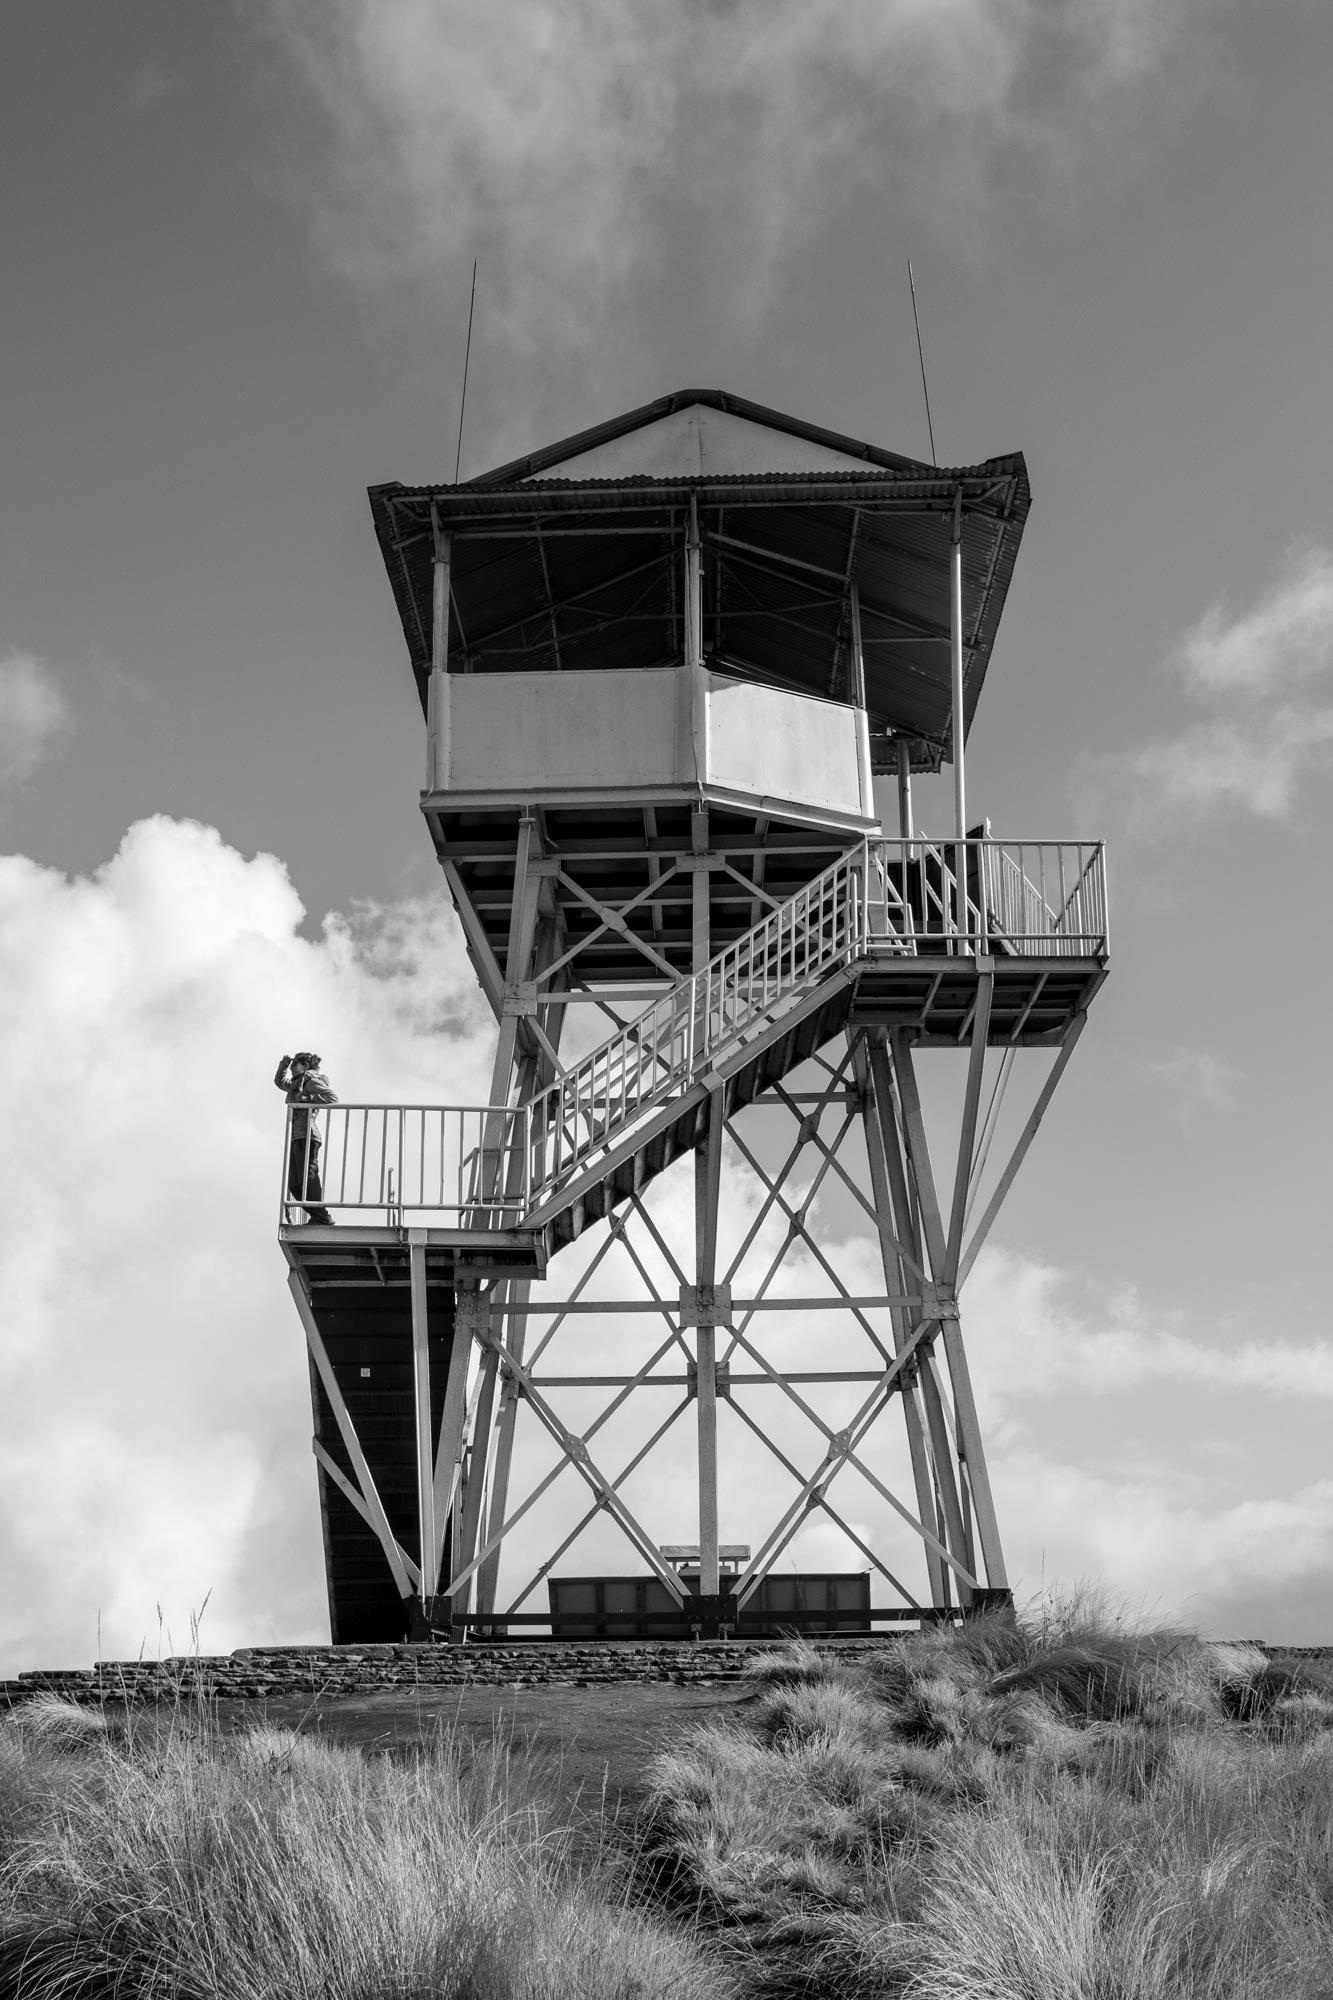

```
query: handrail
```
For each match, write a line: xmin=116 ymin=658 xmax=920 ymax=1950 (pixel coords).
xmin=281 ymin=1101 xmax=530 ymax=1230
xmin=526 ymin=845 xmax=864 ymax=1200
xmin=864 ymin=839 xmax=1107 ymax=959
xmin=279 ymin=839 xmax=1106 ymax=1227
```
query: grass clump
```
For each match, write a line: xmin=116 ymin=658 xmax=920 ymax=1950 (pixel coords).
xmin=627 ymin=1605 xmax=1333 ymax=1998
xmin=0 ymin=1705 xmax=735 ymax=2000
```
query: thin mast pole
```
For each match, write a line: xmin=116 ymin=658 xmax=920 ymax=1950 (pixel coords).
xmin=950 ymin=488 xmax=965 ymax=840
xmin=950 ymin=488 xmax=967 ymax=942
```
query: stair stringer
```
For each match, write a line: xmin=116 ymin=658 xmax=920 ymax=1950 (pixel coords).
xmin=523 ymin=967 xmax=857 ymax=1254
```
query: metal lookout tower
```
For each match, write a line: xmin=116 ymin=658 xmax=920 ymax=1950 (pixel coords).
xmin=279 ymin=390 xmax=1108 ymax=1644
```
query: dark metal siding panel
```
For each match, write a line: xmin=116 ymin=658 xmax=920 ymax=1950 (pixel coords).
xmin=546 ymin=1572 xmax=872 ymax=1637
xmin=305 ymin=1278 xmax=457 ymax=1645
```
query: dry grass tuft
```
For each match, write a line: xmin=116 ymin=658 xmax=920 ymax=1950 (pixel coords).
xmin=4 ymin=1693 xmax=111 ymax=1748
xmin=0 ymin=1707 xmax=734 ymax=2000
xmin=627 ymin=1605 xmax=1333 ymax=1997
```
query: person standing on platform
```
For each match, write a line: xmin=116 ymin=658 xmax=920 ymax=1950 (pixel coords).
xmin=275 ymin=1051 xmax=337 ymax=1225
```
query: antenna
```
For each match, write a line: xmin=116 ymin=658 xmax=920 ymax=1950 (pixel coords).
xmin=453 ymin=259 xmax=478 ymax=484
xmin=907 ymin=259 xmax=937 ymax=465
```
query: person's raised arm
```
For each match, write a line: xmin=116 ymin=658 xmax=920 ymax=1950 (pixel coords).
xmin=274 ymin=1055 xmax=292 ymax=1092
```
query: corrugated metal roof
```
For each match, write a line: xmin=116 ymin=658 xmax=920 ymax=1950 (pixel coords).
xmin=468 ymin=387 xmax=931 ymax=484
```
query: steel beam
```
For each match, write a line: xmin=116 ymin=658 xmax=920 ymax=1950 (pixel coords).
xmin=893 ymin=1034 xmax=1006 ymax=1590
xmin=695 ymin=1089 xmax=724 ymax=1596
xmin=408 ymin=1235 xmax=437 ymax=1600
xmin=856 ymin=1032 xmax=946 ymax=1603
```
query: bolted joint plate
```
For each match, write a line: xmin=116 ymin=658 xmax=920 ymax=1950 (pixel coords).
xmin=455 ymin=1292 xmax=492 ymax=1342
xmin=501 ymin=981 xmax=538 ymax=1017
xmin=690 ymin=1592 xmax=739 ymax=1637
xmin=685 ymin=1358 xmax=732 ymax=1401
xmin=680 ymin=1282 xmax=733 ymax=1328
xmin=918 ymin=1282 xmax=959 ymax=1323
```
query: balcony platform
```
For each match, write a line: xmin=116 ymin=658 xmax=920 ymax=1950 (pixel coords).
xmin=852 ymin=952 xmax=1107 ymax=1047
xmin=280 ymin=1226 xmax=545 ymax=1293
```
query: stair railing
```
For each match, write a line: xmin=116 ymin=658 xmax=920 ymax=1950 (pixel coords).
xmin=280 ymin=841 xmax=1106 ymax=1230
xmin=526 ymin=845 xmax=866 ymax=1201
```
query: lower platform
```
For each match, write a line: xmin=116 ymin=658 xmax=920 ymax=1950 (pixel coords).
xmin=853 ymin=951 xmax=1107 ymax=1046
xmin=280 ymin=1227 xmax=544 ymax=1289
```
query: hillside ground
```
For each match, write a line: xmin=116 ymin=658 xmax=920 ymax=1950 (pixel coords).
xmin=3 ymin=1599 xmax=1333 ymax=1998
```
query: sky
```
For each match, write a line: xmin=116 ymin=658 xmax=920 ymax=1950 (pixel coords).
xmin=3 ymin=0 xmax=1333 ymax=1674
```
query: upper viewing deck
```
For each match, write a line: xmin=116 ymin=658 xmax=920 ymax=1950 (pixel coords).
xmin=369 ymin=388 xmax=1031 ymax=784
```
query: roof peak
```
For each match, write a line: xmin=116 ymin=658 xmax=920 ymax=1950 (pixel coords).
xmin=471 ymin=388 xmax=934 ymax=487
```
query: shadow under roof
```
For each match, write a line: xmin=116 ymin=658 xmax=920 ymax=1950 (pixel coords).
xmin=369 ymin=389 xmax=1030 ymax=772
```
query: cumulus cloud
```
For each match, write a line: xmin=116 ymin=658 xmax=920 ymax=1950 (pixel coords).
xmin=992 ymin=1446 xmax=1333 ymax=1637
xmin=263 ymin=0 xmax=1198 ymax=440
xmin=963 ymin=1245 xmax=1333 ymax=1633
xmin=0 ymin=653 xmax=71 ymax=789
xmin=966 ymin=1243 xmax=1333 ymax=1404
xmin=1099 ymin=540 xmax=1333 ymax=827
xmin=0 ymin=816 xmax=493 ymax=1676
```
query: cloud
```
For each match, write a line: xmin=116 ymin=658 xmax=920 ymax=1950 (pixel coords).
xmin=962 ymin=1246 xmax=1333 ymax=1635
xmin=126 ymin=58 xmax=183 ymax=114
xmin=0 ymin=653 xmax=72 ymax=789
xmin=993 ymin=1446 xmax=1333 ymax=1639
xmin=1096 ymin=540 xmax=1333 ymax=827
xmin=262 ymin=0 xmax=1199 ymax=438
xmin=1142 ymin=1046 xmax=1239 ymax=1113
xmin=0 ymin=816 xmax=493 ymax=1676
xmin=1179 ymin=541 xmax=1333 ymax=696
xmin=966 ymin=1244 xmax=1333 ymax=1405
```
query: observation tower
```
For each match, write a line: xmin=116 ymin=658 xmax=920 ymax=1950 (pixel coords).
xmin=279 ymin=390 xmax=1108 ymax=1644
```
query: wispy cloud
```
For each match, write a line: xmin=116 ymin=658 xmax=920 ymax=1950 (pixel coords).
xmin=263 ymin=0 xmax=1199 ymax=439
xmin=0 ymin=652 xmax=72 ymax=789
xmin=126 ymin=58 xmax=183 ymax=114
xmin=1180 ymin=541 xmax=1333 ymax=695
xmin=1143 ymin=1046 xmax=1239 ymax=1114
xmin=1099 ymin=540 xmax=1333 ymax=827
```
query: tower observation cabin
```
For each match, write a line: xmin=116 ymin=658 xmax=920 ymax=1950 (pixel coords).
xmin=280 ymin=390 xmax=1108 ymax=1644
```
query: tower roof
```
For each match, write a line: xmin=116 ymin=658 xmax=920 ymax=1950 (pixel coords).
xmin=368 ymin=389 xmax=1030 ymax=770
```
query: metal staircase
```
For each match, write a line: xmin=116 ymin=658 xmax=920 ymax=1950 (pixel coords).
xmin=282 ymin=836 xmax=1107 ymax=1252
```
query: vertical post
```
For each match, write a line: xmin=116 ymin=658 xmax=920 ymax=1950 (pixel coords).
xmin=950 ymin=490 xmax=965 ymax=838
xmin=848 ymin=580 xmax=874 ymax=821
xmin=409 ymin=1235 xmax=437 ymax=1614
xmin=896 ymin=738 xmax=914 ymax=845
xmin=950 ymin=490 xmax=967 ymax=943
xmin=692 ymin=812 xmax=720 ymax=1601
xmin=432 ymin=1287 xmax=484 ymax=1638
xmin=484 ymin=816 xmax=541 ymax=1148
xmin=695 ymin=1090 xmax=724 ymax=1601
xmin=855 ymin=1033 xmax=945 ymax=1604
xmin=686 ymin=494 xmax=703 ymax=674
xmin=427 ymin=507 xmax=451 ymax=793
xmin=894 ymin=1034 xmax=1008 ymax=1593
xmin=476 ymin=1281 xmax=530 ymax=1620
xmin=686 ymin=494 xmax=707 ymax=790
